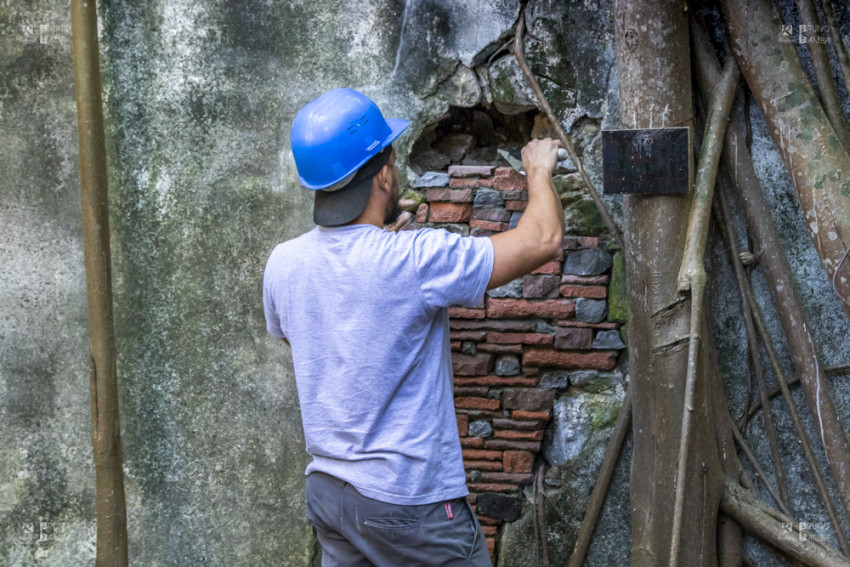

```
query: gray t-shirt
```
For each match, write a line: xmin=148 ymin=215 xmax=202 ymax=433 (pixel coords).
xmin=263 ymin=224 xmax=494 ymax=505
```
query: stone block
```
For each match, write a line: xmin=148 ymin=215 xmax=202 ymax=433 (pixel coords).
xmin=463 ymin=460 xmax=503 ymax=472
xmin=449 ymin=306 xmax=486 ymax=319
xmin=484 ymin=439 xmax=542 ymax=452
xmin=554 ymin=327 xmax=593 ymax=350
xmin=487 ymin=298 xmax=575 ymax=319
xmin=522 ymin=275 xmax=560 ymax=298
xmin=448 ymin=164 xmax=495 ymax=178
xmin=473 ymin=189 xmax=505 ymax=207
xmin=476 ymin=493 xmax=523 ymax=522
xmin=509 ymin=211 xmax=522 ymax=229
xmin=454 ymin=376 xmax=539 ymax=387
xmin=426 ymin=188 xmax=473 ymax=202
xmin=592 ymin=329 xmax=626 ymax=350
xmin=503 ymin=451 xmax=534 ymax=473
xmin=563 ymin=248 xmax=613 ymax=276
xmin=452 ymin=352 xmax=494 ymax=375
xmin=461 ymin=341 xmax=477 ymax=355
xmin=469 ymin=420 xmax=493 ymax=438
xmin=477 ymin=343 xmax=524 ymax=354
xmin=505 ymin=200 xmax=527 ymax=211
xmin=492 ymin=168 xmax=528 ymax=191
xmin=462 ymin=449 xmax=503 ymax=461
xmin=539 ymin=370 xmax=570 ymax=389
xmin=501 ymin=388 xmax=556 ymax=411
xmin=523 ymin=349 xmax=617 ymax=370
xmin=492 ymin=418 xmax=545 ymax=431
xmin=560 ymin=274 xmax=609 ymax=285
xmin=450 ymin=319 xmax=536 ymax=332
xmin=461 ymin=437 xmax=485 ymax=448
xmin=451 ymin=330 xmax=488 ymax=341
xmin=415 ymin=171 xmax=450 ymax=187
xmin=495 ymin=355 xmax=521 ymax=376
xmin=512 ymin=410 xmax=551 ymax=421
xmin=415 ymin=203 xmax=429 ymax=223
xmin=486 ymin=278 xmax=523 ymax=298
xmin=480 ymin=472 xmax=533 ymax=484
xmin=472 ymin=207 xmax=512 ymax=222
xmin=575 ymin=298 xmax=608 ymax=323
xmin=436 ymin=223 xmax=471 ymax=236
xmin=430 ymin=202 xmax=473 ymax=223
xmin=494 ymin=429 xmax=544 ymax=441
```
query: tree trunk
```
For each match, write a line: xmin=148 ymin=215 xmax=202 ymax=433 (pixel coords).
xmin=614 ymin=2 xmax=724 ymax=564
xmin=721 ymin=0 xmax=850 ymax=319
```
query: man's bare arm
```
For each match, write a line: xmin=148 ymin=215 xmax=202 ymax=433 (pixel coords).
xmin=487 ymin=138 xmax=564 ymax=289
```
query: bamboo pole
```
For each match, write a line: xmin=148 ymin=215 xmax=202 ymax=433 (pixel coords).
xmin=71 ymin=1 xmax=129 ymax=566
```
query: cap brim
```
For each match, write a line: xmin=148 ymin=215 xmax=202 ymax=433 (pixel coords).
xmin=313 ymin=177 xmax=374 ymax=226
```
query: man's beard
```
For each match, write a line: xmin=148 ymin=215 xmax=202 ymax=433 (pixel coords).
xmin=383 ymin=195 xmax=402 ymax=225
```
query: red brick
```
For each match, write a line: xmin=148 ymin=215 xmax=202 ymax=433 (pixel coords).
xmin=451 ymin=340 xmax=462 ymax=351
xmin=472 ymin=208 xmax=512 ymax=222
xmin=482 ymin=526 xmax=498 ymax=537
xmin=492 ymin=167 xmax=527 ymax=190
xmin=503 ymin=451 xmax=535 ymax=473
xmin=469 ymin=219 xmax=508 ymax=232
xmin=463 ymin=459 xmax=503 ymax=472
xmin=505 ymin=200 xmax=527 ymax=211
xmin=553 ymin=327 xmax=593 ymax=350
xmin=430 ymin=202 xmax=472 ymax=222
xmin=462 ymin=449 xmax=503 ymax=461
xmin=484 ymin=439 xmax=542 ymax=452
xmin=488 ymin=332 xmax=553 ymax=345
xmin=523 ymin=348 xmax=618 ymax=370
xmin=501 ymin=190 xmax=527 ymax=201
xmin=562 ymin=238 xmax=579 ymax=250
xmin=501 ymin=388 xmax=555 ymax=411
xmin=461 ymin=436 xmax=485 ymax=448
xmin=425 ymin=188 xmax=472 ymax=202
xmin=481 ymin=472 xmax=534 ymax=484
xmin=477 ymin=343 xmax=524 ymax=354
xmin=457 ymin=414 xmax=469 ymax=436
xmin=487 ymin=298 xmax=575 ymax=319
xmin=477 ymin=515 xmax=504 ymax=526
xmin=492 ymin=418 xmax=545 ymax=430
xmin=452 ymin=352 xmax=494 ymax=375
xmin=449 ymin=165 xmax=495 ymax=178
xmin=467 ymin=483 xmax=519 ymax=493
xmin=532 ymin=260 xmax=562 ymax=275
xmin=486 ymin=536 xmax=496 ymax=558
xmin=579 ymin=236 xmax=599 ymax=247
xmin=559 ymin=285 xmax=608 ymax=299
xmin=560 ymin=274 xmax=609 ymax=285
xmin=449 ymin=177 xmax=494 ymax=188
xmin=455 ymin=397 xmax=500 ymax=410
xmin=454 ymin=375 xmax=539 ymax=387
xmin=554 ymin=319 xmax=621 ymax=329
xmin=450 ymin=330 xmax=488 ymax=341
xmin=494 ymin=429 xmax=545 ymax=441
xmin=415 ymin=203 xmax=429 ymax=223
xmin=449 ymin=306 xmax=487 ymax=319
xmin=450 ymin=319 xmax=536 ymax=331
xmin=512 ymin=410 xmax=551 ymax=420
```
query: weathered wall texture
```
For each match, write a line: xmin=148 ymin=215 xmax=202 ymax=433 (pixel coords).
xmin=2 ymin=0 xmax=850 ymax=565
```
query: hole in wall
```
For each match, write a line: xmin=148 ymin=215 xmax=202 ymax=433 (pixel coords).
xmin=408 ymin=104 xmax=541 ymax=176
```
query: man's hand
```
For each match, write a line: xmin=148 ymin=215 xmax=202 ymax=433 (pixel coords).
xmin=385 ymin=210 xmax=413 ymax=232
xmin=521 ymin=137 xmax=561 ymax=178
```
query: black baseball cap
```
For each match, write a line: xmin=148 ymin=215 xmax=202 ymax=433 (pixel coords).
xmin=313 ymin=145 xmax=393 ymax=226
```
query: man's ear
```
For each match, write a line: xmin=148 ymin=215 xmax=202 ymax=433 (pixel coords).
xmin=376 ymin=164 xmax=392 ymax=193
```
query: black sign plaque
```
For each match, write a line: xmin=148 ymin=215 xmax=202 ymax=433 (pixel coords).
xmin=602 ymin=127 xmax=690 ymax=195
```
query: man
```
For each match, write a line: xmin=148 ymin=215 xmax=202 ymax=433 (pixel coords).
xmin=263 ymin=88 xmax=563 ymax=566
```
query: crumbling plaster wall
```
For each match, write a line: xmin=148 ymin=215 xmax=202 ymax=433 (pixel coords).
xmin=2 ymin=0 xmax=850 ymax=566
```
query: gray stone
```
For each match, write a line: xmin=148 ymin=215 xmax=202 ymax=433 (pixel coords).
xmin=531 ymin=319 xmax=557 ymax=334
xmin=509 ymin=211 xmax=522 ymax=229
xmin=563 ymin=248 xmax=613 ymax=276
xmin=436 ymin=64 xmax=482 ymax=108
xmin=495 ymin=355 xmax=521 ymax=376
xmin=435 ymin=223 xmax=470 ymax=236
xmin=544 ymin=389 xmax=623 ymax=468
xmin=488 ymin=54 xmax=538 ymax=114
xmin=477 ymin=492 xmax=523 ymax=522
xmin=434 ymin=133 xmax=475 ymax=163
xmin=415 ymin=171 xmax=450 ymax=188
xmin=486 ymin=278 xmax=522 ymax=298
xmin=575 ymin=298 xmax=608 ymax=323
xmin=411 ymin=148 xmax=451 ymax=172
xmin=461 ymin=341 xmax=477 ymax=355
xmin=539 ymin=371 xmax=570 ymax=389
xmin=593 ymin=330 xmax=625 ymax=350
xmin=473 ymin=189 xmax=505 ymax=207
xmin=522 ymin=274 xmax=560 ymax=299
xmin=469 ymin=420 xmax=493 ymax=438
xmin=567 ymin=370 xmax=599 ymax=388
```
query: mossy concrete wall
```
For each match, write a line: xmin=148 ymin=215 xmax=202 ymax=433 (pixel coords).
xmin=2 ymin=0 xmax=850 ymax=565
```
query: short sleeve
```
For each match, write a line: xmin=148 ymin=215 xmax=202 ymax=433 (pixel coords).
xmin=412 ymin=229 xmax=495 ymax=310
xmin=263 ymin=258 xmax=288 ymax=339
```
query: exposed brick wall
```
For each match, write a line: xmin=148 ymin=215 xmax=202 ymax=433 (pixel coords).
xmin=408 ymin=164 xmax=625 ymax=562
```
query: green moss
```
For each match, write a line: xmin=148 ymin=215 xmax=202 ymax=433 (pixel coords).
xmin=608 ymin=252 xmax=628 ymax=323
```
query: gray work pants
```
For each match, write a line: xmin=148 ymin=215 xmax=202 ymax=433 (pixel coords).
xmin=305 ymin=472 xmax=492 ymax=566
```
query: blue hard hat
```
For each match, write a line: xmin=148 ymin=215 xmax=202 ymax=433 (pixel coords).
xmin=291 ymin=88 xmax=409 ymax=190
